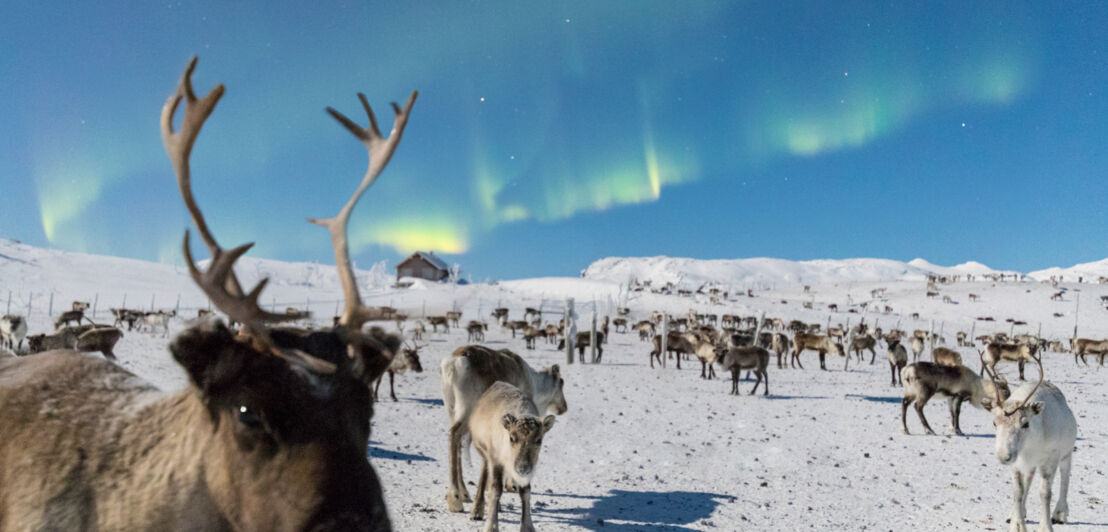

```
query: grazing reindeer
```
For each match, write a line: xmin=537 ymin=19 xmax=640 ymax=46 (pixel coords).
xmin=466 ymin=320 xmax=488 ymax=342
xmin=968 ymin=293 xmax=980 ymax=302
xmin=490 ymin=307 xmax=509 ymax=326
xmin=0 ymin=59 xmax=416 ymax=530
xmin=900 ymin=359 xmax=1011 ymax=435
xmin=716 ymin=346 xmax=770 ymax=395
xmin=887 ymin=339 xmax=908 ymax=386
xmin=27 ymin=326 xmax=124 ymax=360
xmin=791 ymin=333 xmax=845 ymax=370
xmin=54 ymin=309 xmax=86 ymax=329
xmin=1071 ymin=337 xmax=1108 ymax=366
xmin=468 ymin=381 xmax=556 ymax=532
xmin=427 ymin=315 xmax=450 ymax=332
xmin=142 ymin=310 xmax=176 ymax=337
xmin=981 ymin=342 xmax=1037 ymax=381
xmin=0 ymin=315 xmax=27 ymax=352
xmin=612 ymin=317 xmax=628 ymax=333
xmin=110 ymin=308 xmax=143 ymax=331
xmin=1050 ymin=290 xmax=1065 ymax=301
xmin=931 ymin=346 xmax=962 ymax=367
xmin=446 ymin=310 xmax=463 ymax=328
xmin=980 ymin=356 xmax=1077 ymax=532
xmin=544 ymin=323 xmax=560 ymax=344
xmin=71 ymin=301 xmax=91 ymax=312
xmin=373 ymin=339 xmax=424 ymax=402
xmin=440 ymin=345 xmax=567 ymax=513
xmin=850 ymin=334 xmax=878 ymax=364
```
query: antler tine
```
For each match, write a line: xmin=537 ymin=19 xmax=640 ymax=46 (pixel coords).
xmin=978 ymin=349 xmax=1006 ymax=406
xmin=165 ymin=58 xmax=328 ymax=373
xmin=310 ymin=90 xmax=419 ymax=331
xmin=1006 ymin=352 xmax=1045 ymax=416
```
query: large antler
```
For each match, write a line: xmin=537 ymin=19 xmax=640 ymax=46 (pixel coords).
xmin=1005 ymin=352 xmax=1044 ymax=416
xmin=309 ymin=90 xmax=418 ymax=330
xmin=162 ymin=57 xmax=333 ymax=374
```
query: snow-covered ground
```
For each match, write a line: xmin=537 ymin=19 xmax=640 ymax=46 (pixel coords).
xmin=2 ymin=239 xmax=1107 ymax=530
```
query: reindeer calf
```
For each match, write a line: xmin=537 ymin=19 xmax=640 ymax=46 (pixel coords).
xmin=467 ymin=381 xmax=555 ymax=532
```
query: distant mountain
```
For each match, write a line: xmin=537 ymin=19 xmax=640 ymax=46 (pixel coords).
xmin=583 ymin=256 xmax=1016 ymax=286
xmin=1028 ymin=258 xmax=1108 ymax=282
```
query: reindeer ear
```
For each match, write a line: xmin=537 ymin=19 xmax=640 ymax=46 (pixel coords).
xmin=501 ymin=413 xmax=517 ymax=430
xmin=1028 ymin=401 xmax=1045 ymax=415
xmin=170 ymin=320 xmax=247 ymax=396
xmin=541 ymin=415 xmax=556 ymax=434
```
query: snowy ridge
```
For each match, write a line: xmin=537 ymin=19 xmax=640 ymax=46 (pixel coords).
xmin=1028 ymin=258 xmax=1108 ymax=282
xmin=583 ymin=255 xmax=1017 ymax=286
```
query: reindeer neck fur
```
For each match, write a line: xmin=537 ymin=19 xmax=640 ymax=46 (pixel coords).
xmin=995 ymin=382 xmax=1076 ymax=471
xmin=0 ymin=351 xmax=231 ymax=530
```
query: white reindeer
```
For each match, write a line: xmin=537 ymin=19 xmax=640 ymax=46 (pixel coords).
xmin=981 ymin=357 xmax=1077 ymax=532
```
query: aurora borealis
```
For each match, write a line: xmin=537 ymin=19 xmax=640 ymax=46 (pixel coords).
xmin=2 ymin=2 xmax=1106 ymax=278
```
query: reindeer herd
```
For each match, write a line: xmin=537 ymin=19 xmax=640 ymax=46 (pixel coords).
xmin=0 ymin=58 xmax=1100 ymax=531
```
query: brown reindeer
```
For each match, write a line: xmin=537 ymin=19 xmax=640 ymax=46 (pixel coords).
xmin=0 ymin=59 xmax=417 ymax=530
xmin=426 ymin=315 xmax=450 ymax=332
xmin=901 ymin=361 xmax=1011 ymax=435
xmin=466 ymin=320 xmax=488 ymax=342
xmin=1072 ymin=337 xmax=1108 ymax=366
xmin=887 ymin=339 xmax=908 ymax=386
xmin=716 ymin=346 xmax=770 ymax=395
xmin=650 ymin=332 xmax=696 ymax=369
xmin=557 ymin=331 xmax=605 ymax=362
xmin=980 ymin=342 xmax=1037 ymax=380
xmin=850 ymin=334 xmax=878 ymax=364
xmin=791 ymin=332 xmax=845 ymax=370
xmin=445 ymin=310 xmax=463 ymax=327
xmin=612 ymin=317 xmax=628 ymax=333
xmin=931 ymin=346 xmax=963 ymax=367
xmin=523 ymin=326 xmax=545 ymax=349
xmin=54 ymin=309 xmax=87 ymax=329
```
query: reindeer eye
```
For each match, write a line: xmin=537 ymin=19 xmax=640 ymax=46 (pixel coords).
xmin=238 ymin=405 xmax=262 ymax=429
xmin=510 ymin=435 xmax=518 ymax=444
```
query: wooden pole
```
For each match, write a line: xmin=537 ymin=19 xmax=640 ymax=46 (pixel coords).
xmin=92 ymin=293 xmax=99 ymax=320
xmin=48 ymin=292 xmax=54 ymax=317
xmin=1073 ymin=292 xmax=1080 ymax=342
xmin=590 ymin=310 xmax=598 ymax=363
xmin=564 ymin=298 xmax=575 ymax=365
xmin=660 ymin=313 xmax=669 ymax=369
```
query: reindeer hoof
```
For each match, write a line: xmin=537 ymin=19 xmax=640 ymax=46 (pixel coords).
xmin=446 ymin=492 xmax=466 ymax=513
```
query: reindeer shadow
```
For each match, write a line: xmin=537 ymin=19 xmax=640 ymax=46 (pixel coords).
xmin=366 ymin=444 xmax=435 ymax=462
xmin=405 ymin=397 xmax=444 ymax=406
xmin=530 ymin=489 xmax=731 ymax=531
xmin=845 ymin=394 xmax=901 ymax=404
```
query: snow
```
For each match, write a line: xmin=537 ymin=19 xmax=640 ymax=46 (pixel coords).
xmin=2 ymin=239 xmax=1107 ymax=530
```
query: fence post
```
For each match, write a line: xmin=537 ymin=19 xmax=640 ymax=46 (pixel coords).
xmin=48 ymin=292 xmax=54 ymax=317
xmin=1073 ymin=292 xmax=1080 ymax=342
xmin=122 ymin=293 xmax=127 ymax=311
xmin=175 ymin=294 xmax=181 ymax=316
xmin=6 ymin=291 xmax=9 ymax=314
xmin=589 ymin=310 xmax=597 ymax=363
xmin=92 ymin=293 xmax=99 ymax=320
xmin=660 ymin=313 xmax=669 ymax=369
xmin=928 ymin=319 xmax=935 ymax=354
xmin=564 ymin=298 xmax=575 ymax=365
xmin=28 ymin=293 xmax=33 ymax=317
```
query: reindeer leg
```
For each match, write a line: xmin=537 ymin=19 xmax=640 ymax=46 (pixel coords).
xmin=519 ymin=485 xmax=535 ymax=532
xmin=389 ymin=370 xmax=397 ymax=402
xmin=869 ymin=347 xmax=876 ymax=365
xmin=1052 ymin=452 xmax=1071 ymax=524
xmin=1018 ymin=359 xmax=1026 ymax=381
xmin=901 ymin=396 xmax=913 ymax=435
xmin=1009 ymin=468 xmax=1030 ymax=532
xmin=470 ymin=458 xmax=489 ymax=520
xmin=373 ymin=375 xmax=383 ymax=402
xmin=485 ymin=465 xmax=504 ymax=532
xmin=447 ymin=421 xmax=469 ymax=511
xmin=819 ymin=351 xmax=827 ymax=371
xmin=889 ymin=362 xmax=896 ymax=387
xmin=762 ymin=369 xmax=769 ymax=395
xmin=700 ymin=360 xmax=706 ymax=379
xmin=731 ymin=369 xmax=739 ymax=395
xmin=950 ymin=396 xmax=965 ymax=436
xmin=915 ymin=389 xmax=936 ymax=435
xmin=1039 ymin=464 xmax=1056 ymax=532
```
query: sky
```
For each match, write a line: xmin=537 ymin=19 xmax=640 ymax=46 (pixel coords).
xmin=1 ymin=2 xmax=1106 ymax=280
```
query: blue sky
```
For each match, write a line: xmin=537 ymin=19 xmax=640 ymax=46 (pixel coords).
xmin=1 ymin=2 xmax=1106 ymax=279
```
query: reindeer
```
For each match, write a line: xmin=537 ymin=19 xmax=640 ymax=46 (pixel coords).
xmin=716 ymin=346 xmax=770 ymax=395
xmin=0 ymin=315 xmax=27 ymax=353
xmin=0 ymin=59 xmax=416 ymax=530
xmin=142 ymin=310 xmax=176 ymax=337
xmin=412 ymin=319 xmax=427 ymax=340
xmin=373 ymin=339 xmax=424 ymax=402
xmin=441 ymin=345 xmax=567 ymax=513
xmin=27 ymin=326 xmax=124 ymax=360
xmin=110 ymin=308 xmax=142 ymax=331
xmin=981 ymin=342 xmax=1037 ymax=380
xmin=54 ymin=309 xmax=87 ymax=329
xmin=467 ymin=381 xmax=556 ymax=532
xmin=426 ymin=315 xmax=450 ymax=332
xmin=544 ymin=323 xmax=560 ymax=344
xmin=980 ymin=355 xmax=1077 ymax=532
xmin=466 ymin=320 xmax=488 ymax=342
xmin=523 ymin=307 xmax=541 ymax=322
xmin=850 ymin=334 xmax=878 ymax=364
xmin=523 ymin=326 xmax=545 ymax=349
xmin=791 ymin=333 xmax=845 ymax=370
xmin=900 ymin=359 xmax=1011 ymax=435
xmin=445 ymin=310 xmax=463 ymax=328
xmin=635 ymin=320 xmax=655 ymax=342
xmin=503 ymin=319 xmax=529 ymax=338
xmin=650 ymin=332 xmax=696 ymax=369
xmin=887 ymin=338 xmax=908 ymax=386
xmin=612 ymin=317 xmax=628 ymax=333
xmin=760 ymin=331 xmax=792 ymax=369
xmin=1050 ymin=290 xmax=1064 ymax=301
xmin=490 ymin=307 xmax=509 ymax=326
xmin=968 ymin=293 xmax=980 ymax=302
xmin=557 ymin=331 xmax=605 ymax=362
xmin=909 ymin=336 xmax=924 ymax=362
xmin=1071 ymin=337 xmax=1108 ymax=366
xmin=956 ymin=331 xmax=966 ymax=346
xmin=931 ymin=346 xmax=962 ymax=367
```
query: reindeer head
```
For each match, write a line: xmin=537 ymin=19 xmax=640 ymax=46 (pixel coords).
xmin=500 ymin=412 xmax=556 ymax=479
xmin=980 ymin=352 xmax=1044 ymax=466
xmin=538 ymin=364 xmax=567 ymax=415
xmin=161 ymin=57 xmax=417 ymax=530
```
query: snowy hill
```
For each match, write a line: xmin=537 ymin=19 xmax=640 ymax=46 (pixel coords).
xmin=1028 ymin=258 xmax=1108 ymax=282
xmin=583 ymin=255 xmax=1015 ymax=287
